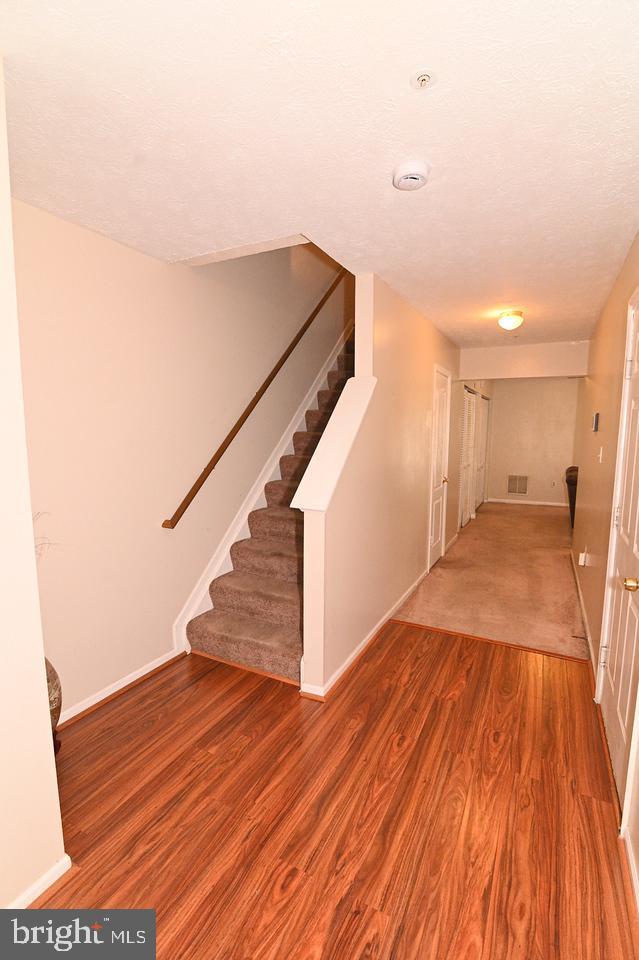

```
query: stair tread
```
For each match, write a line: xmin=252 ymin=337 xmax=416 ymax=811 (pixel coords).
xmin=265 ymin=479 xmax=298 ymax=492
xmin=188 ymin=610 xmax=301 ymax=680
xmin=233 ymin=537 xmax=302 ymax=559
xmin=213 ymin=570 xmax=301 ymax=605
xmin=250 ymin=505 xmax=302 ymax=520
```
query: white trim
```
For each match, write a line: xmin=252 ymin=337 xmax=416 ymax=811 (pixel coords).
xmin=172 ymin=323 xmax=354 ymax=652
xmin=291 ymin=377 xmax=377 ymax=513
xmin=486 ymin=498 xmax=567 ymax=507
xmin=59 ymin=649 xmax=182 ymax=724
xmin=597 ymin=299 xmax=638 ymax=704
xmin=300 ymin=563 xmax=429 ymax=698
xmin=7 ymin=854 xmax=72 ymax=909
xmin=570 ymin=551 xmax=595 ymax=672
xmin=175 ymin=234 xmax=309 ymax=266
xmin=428 ymin=364 xmax=452 ymax=570
xmin=619 ymin=832 xmax=639 ymax=912
xmin=445 ymin=533 xmax=459 ymax=553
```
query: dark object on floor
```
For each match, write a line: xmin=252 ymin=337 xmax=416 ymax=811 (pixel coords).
xmin=566 ymin=465 xmax=579 ymax=527
xmin=46 ymin=657 xmax=62 ymax=754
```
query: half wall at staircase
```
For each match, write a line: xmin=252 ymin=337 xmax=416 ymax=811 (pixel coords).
xmin=13 ymin=198 xmax=349 ymax=716
xmin=294 ymin=275 xmax=460 ymax=695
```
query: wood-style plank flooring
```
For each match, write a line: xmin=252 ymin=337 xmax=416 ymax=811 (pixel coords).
xmin=37 ymin=622 xmax=638 ymax=958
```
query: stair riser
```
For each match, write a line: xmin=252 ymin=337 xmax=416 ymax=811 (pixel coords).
xmin=248 ymin=510 xmax=303 ymax=542
xmin=210 ymin=582 xmax=301 ymax=627
xmin=327 ymin=371 xmax=349 ymax=390
xmin=292 ymin=431 xmax=322 ymax=456
xmin=280 ymin=456 xmax=310 ymax=481
xmin=265 ymin=481 xmax=296 ymax=507
xmin=187 ymin=624 xmax=300 ymax=681
xmin=230 ymin=544 xmax=301 ymax=583
xmin=337 ymin=353 xmax=355 ymax=373
xmin=305 ymin=409 xmax=331 ymax=433
xmin=317 ymin=389 xmax=341 ymax=412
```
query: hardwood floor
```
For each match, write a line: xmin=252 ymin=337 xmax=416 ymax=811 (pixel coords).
xmin=37 ymin=622 xmax=638 ymax=959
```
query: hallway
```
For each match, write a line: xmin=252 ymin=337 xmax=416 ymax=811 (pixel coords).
xmin=37 ymin=623 xmax=636 ymax=958
xmin=398 ymin=503 xmax=589 ymax=660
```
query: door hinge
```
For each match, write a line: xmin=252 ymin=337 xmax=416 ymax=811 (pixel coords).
xmin=626 ymin=356 xmax=634 ymax=380
xmin=614 ymin=505 xmax=622 ymax=529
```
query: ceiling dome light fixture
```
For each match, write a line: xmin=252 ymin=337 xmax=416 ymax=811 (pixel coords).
xmin=498 ymin=310 xmax=524 ymax=331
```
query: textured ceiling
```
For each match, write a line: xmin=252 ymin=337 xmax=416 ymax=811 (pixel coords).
xmin=2 ymin=0 xmax=639 ymax=346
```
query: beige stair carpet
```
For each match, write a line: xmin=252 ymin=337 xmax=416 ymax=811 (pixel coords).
xmin=187 ymin=336 xmax=354 ymax=681
xmin=396 ymin=502 xmax=589 ymax=660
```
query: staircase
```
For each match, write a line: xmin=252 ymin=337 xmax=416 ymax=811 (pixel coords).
xmin=186 ymin=334 xmax=355 ymax=682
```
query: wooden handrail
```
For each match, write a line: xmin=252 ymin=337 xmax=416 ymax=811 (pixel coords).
xmin=162 ymin=267 xmax=348 ymax=528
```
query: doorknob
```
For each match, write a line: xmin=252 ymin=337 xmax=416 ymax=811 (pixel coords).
xmin=442 ymin=477 xmax=448 ymax=484
xmin=624 ymin=577 xmax=639 ymax=592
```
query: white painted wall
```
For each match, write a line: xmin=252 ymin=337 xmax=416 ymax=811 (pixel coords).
xmin=13 ymin=200 xmax=348 ymax=716
xmin=486 ymin=378 xmax=580 ymax=505
xmin=460 ymin=340 xmax=589 ymax=380
xmin=294 ymin=275 xmax=459 ymax=694
xmin=0 ymin=63 xmax=68 ymax=908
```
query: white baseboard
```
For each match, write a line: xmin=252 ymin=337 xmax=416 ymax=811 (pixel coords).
xmin=301 ymin=564 xmax=429 ymax=699
xmin=445 ymin=533 xmax=458 ymax=553
xmin=7 ymin=853 xmax=72 ymax=909
xmin=172 ymin=323 xmax=354 ymax=654
xmin=486 ymin=498 xmax=567 ymax=507
xmin=59 ymin=649 xmax=181 ymax=724
xmin=620 ymin=831 xmax=639 ymax=914
xmin=570 ymin=551 xmax=596 ymax=676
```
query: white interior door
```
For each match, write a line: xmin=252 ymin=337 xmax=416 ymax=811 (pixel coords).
xmin=474 ymin=396 xmax=490 ymax=510
xmin=459 ymin=390 xmax=476 ymax=528
xmin=601 ymin=306 xmax=639 ymax=801
xmin=429 ymin=366 xmax=451 ymax=568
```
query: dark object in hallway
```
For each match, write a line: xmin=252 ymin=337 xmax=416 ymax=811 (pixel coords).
xmin=33 ymin=625 xmax=638 ymax=957
xmin=45 ymin=657 xmax=62 ymax=754
xmin=566 ymin=464 xmax=579 ymax=527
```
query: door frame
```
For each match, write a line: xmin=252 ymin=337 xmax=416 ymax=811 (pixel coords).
xmin=596 ymin=292 xmax=639 ymax=706
xmin=428 ymin=364 xmax=452 ymax=571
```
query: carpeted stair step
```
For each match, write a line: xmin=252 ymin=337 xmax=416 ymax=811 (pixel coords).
xmin=305 ymin=408 xmax=331 ymax=432
xmin=317 ymin=388 xmax=341 ymax=412
xmin=210 ymin=571 xmax=301 ymax=627
xmin=187 ymin=609 xmax=301 ymax=681
xmin=327 ymin=369 xmax=349 ymax=390
xmin=230 ymin=537 xmax=302 ymax=583
xmin=337 ymin=352 xmax=354 ymax=373
xmin=344 ymin=338 xmax=355 ymax=355
xmin=248 ymin=505 xmax=303 ymax=543
xmin=292 ymin=430 xmax=323 ymax=456
xmin=264 ymin=479 xmax=298 ymax=507
xmin=279 ymin=454 xmax=311 ymax=481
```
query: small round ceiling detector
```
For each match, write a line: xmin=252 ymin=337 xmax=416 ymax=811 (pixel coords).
xmin=410 ymin=70 xmax=436 ymax=91
xmin=392 ymin=160 xmax=430 ymax=191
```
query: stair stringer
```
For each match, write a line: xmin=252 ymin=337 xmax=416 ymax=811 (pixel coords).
xmin=172 ymin=321 xmax=354 ymax=656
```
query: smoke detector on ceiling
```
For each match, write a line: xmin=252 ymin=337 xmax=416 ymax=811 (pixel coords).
xmin=392 ymin=161 xmax=429 ymax=191
xmin=410 ymin=70 xmax=436 ymax=90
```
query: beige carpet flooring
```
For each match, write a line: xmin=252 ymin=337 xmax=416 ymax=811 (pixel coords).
xmin=396 ymin=502 xmax=589 ymax=659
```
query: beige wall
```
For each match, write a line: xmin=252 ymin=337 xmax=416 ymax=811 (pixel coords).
xmin=486 ymin=378 xmax=580 ymax=505
xmin=300 ymin=275 xmax=459 ymax=687
xmin=13 ymin=200 xmax=346 ymax=714
xmin=460 ymin=340 xmax=589 ymax=380
xmin=573 ymin=232 xmax=639 ymax=660
xmin=0 ymin=65 xmax=67 ymax=907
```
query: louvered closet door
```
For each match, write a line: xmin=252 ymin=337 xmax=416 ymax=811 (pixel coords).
xmin=459 ymin=390 xmax=476 ymax=528
xmin=474 ymin=396 xmax=489 ymax=510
